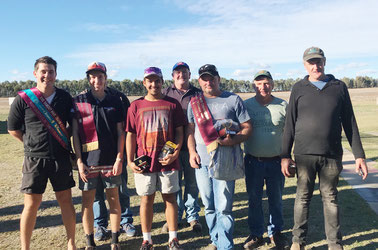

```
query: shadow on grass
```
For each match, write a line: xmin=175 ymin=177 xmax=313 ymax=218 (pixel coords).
xmin=1 ymin=179 xmax=377 ymax=248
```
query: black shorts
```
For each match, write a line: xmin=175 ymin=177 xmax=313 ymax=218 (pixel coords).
xmin=21 ymin=156 xmax=76 ymax=194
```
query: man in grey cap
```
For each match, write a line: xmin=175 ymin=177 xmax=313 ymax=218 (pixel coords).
xmin=281 ymin=47 xmax=368 ymax=250
xmin=243 ymin=70 xmax=288 ymax=249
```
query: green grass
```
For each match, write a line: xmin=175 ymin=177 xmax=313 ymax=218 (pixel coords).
xmin=0 ymin=90 xmax=377 ymax=249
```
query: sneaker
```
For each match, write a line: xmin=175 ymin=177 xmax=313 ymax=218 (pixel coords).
xmin=140 ymin=240 xmax=154 ymax=250
xmin=121 ymin=223 xmax=136 ymax=237
xmin=94 ymin=226 xmax=111 ymax=241
xmin=243 ymin=235 xmax=264 ymax=249
xmin=270 ymin=232 xmax=289 ymax=249
xmin=111 ymin=243 xmax=121 ymax=250
xmin=290 ymin=242 xmax=305 ymax=250
xmin=189 ymin=220 xmax=202 ymax=233
xmin=168 ymin=238 xmax=183 ymax=250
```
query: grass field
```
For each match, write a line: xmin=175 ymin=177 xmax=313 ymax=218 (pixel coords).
xmin=0 ymin=89 xmax=377 ymax=249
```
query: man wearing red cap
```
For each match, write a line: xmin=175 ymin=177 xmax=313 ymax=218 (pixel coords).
xmin=72 ymin=62 xmax=124 ymax=250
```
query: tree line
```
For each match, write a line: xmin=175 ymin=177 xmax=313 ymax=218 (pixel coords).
xmin=0 ymin=76 xmax=377 ymax=97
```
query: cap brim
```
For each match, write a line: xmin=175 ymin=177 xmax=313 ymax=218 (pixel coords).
xmin=173 ymin=65 xmax=189 ymax=72
xmin=144 ymin=73 xmax=162 ymax=78
xmin=254 ymin=74 xmax=272 ymax=81
xmin=86 ymin=69 xmax=106 ymax=74
xmin=199 ymin=72 xmax=217 ymax=78
xmin=304 ymin=54 xmax=325 ymax=61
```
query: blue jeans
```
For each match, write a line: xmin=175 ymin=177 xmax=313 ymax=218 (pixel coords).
xmin=244 ymin=155 xmax=285 ymax=237
xmin=93 ymin=162 xmax=133 ymax=227
xmin=292 ymin=155 xmax=343 ymax=247
xmin=195 ymin=164 xmax=235 ymax=250
xmin=176 ymin=151 xmax=200 ymax=223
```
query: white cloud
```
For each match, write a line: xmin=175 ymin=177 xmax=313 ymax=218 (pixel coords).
xmin=331 ymin=62 xmax=368 ymax=73
xmin=356 ymin=69 xmax=378 ymax=76
xmin=232 ymin=62 xmax=271 ymax=79
xmin=76 ymin=23 xmax=132 ymax=34
xmin=108 ymin=69 xmax=119 ymax=78
xmin=10 ymin=69 xmax=30 ymax=81
xmin=66 ymin=0 xmax=378 ymax=79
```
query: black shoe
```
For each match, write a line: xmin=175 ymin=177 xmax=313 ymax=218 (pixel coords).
xmin=270 ymin=232 xmax=289 ymax=249
xmin=243 ymin=235 xmax=264 ymax=249
xmin=189 ymin=220 xmax=202 ymax=233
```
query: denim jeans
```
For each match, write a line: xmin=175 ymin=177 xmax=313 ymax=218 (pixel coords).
xmin=244 ymin=155 xmax=285 ymax=237
xmin=176 ymin=151 xmax=200 ymax=223
xmin=195 ymin=164 xmax=235 ymax=250
xmin=292 ymin=154 xmax=343 ymax=247
xmin=93 ymin=162 xmax=133 ymax=227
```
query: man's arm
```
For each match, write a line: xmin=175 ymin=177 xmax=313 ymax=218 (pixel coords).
xmin=187 ymin=123 xmax=201 ymax=168
xmin=159 ymin=126 xmax=184 ymax=166
xmin=8 ymin=130 xmax=23 ymax=142
xmin=72 ymin=118 xmax=90 ymax=182
xmin=126 ymin=132 xmax=143 ymax=173
xmin=217 ymin=120 xmax=252 ymax=146
xmin=340 ymin=84 xmax=368 ymax=179
xmin=112 ymin=122 xmax=125 ymax=176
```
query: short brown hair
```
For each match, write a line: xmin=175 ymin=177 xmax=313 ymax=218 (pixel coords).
xmin=34 ymin=56 xmax=57 ymax=72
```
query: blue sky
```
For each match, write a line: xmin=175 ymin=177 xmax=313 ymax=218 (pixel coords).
xmin=1 ymin=0 xmax=378 ymax=82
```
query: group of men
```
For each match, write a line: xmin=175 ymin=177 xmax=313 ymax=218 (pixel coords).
xmin=7 ymin=46 xmax=368 ymax=250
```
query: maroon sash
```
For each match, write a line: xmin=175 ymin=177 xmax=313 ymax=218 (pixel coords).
xmin=190 ymin=93 xmax=219 ymax=152
xmin=74 ymin=94 xmax=99 ymax=152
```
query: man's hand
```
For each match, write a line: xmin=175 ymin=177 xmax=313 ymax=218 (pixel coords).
xmin=128 ymin=161 xmax=145 ymax=174
xmin=158 ymin=153 xmax=178 ymax=166
xmin=281 ymin=157 xmax=296 ymax=177
xmin=355 ymin=158 xmax=368 ymax=180
xmin=77 ymin=159 xmax=90 ymax=182
xmin=189 ymin=152 xmax=201 ymax=169
xmin=112 ymin=159 xmax=123 ymax=176
xmin=217 ymin=135 xmax=235 ymax=146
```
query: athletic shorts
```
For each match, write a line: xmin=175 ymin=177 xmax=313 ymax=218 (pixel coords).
xmin=21 ymin=156 xmax=75 ymax=194
xmin=134 ymin=170 xmax=179 ymax=196
xmin=78 ymin=172 xmax=122 ymax=191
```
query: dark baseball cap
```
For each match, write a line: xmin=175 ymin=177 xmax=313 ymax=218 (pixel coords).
xmin=172 ymin=62 xmax=190 ymax=72
xmin=254 ymin=70 xmax=273 ymax=81
xmin=303 ymin=47 xmax=325 ymax=61
xmin=198 ymin=64 xmax=219 ymax=77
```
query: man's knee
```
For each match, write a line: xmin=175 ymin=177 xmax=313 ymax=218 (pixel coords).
xmin=55 ymin=189 xmax=73 ymax=204
xmin=23 ymin=193 xmax=42 ymax=211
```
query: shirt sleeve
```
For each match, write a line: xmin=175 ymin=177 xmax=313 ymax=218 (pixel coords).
xmin=281 ymin=86 xmax=297 ymax=158
xmin=187 ymin=101 xmax=195 ymax=124
xmin=340 ymin=83 xmax=365 ymax=158
xmin=126 ymin=102 xmax=137 ymax=133
xmin=235 ymin=95 xmax=251 ymax=124
xmin=7 ymin=95 xmax=25 ymax=131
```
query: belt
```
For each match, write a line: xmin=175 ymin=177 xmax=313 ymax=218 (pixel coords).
xmin=247 ymin=154 xmax=280 ymax=162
